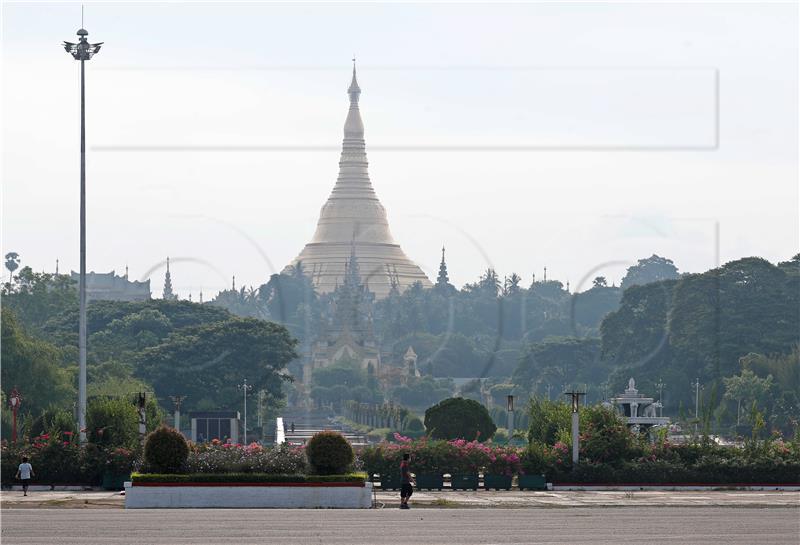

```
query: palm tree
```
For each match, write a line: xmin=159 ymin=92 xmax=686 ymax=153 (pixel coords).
xmin=4 ymin=252 xmax=20 ymax=283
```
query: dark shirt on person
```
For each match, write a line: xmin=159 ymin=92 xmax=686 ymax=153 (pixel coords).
xmin=400 ymin=460 xmax=411 ymax=484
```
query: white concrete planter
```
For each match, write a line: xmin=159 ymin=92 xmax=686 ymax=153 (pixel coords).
xmin=124 ymin=482 xmax=373 ymax=509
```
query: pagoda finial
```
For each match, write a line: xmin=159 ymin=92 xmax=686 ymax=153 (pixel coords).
xmin=436 ymin=245 xmax=450 ymax=289
xmin=163 ymin=257 xmax=176 ymax=300
xmin=348 ymin=56 xmax=360 ymax=102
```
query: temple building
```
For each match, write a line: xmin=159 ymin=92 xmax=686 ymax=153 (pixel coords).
xmin=284 ymin=64 xmax=431 ymax=299
xmin=70 ymin=269 xmax=150 ymax=302
xmin=306 ymin=243 xmax=381 ymax=383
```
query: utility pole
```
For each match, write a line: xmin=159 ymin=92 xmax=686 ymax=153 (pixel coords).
xmin=63 ymin=24 xmax=103 ymax=443
xmin=238 ymin=379 xmax=253 ymax=444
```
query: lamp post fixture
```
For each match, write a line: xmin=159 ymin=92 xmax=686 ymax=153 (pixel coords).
xmin=563 ymin=390 xmax=586 ymax=465
xmin=691 ymin=378 xmax=701 ymax=418
xmin=238 ymin=379 xmax=253 ymax=444
xmin=137 ymin=392 xmax=147 ymax=445
xmin=506 ymin=394 xmax=515 ymax=444
xmin=170 ymin=395 xmax=187 ymax=432
xmin=656 ymin=379 xmax=665 ymax=418
xmin=63 ymin=27 xmax=102 ymax=444
xmin=9 ymin=387 xmax=22 ymax=444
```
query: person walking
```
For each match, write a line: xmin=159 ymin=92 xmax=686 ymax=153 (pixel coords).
xmin=16 ymin=456 xmax=34 ymax=496
xmin=400 ymin=453 xmax=414 ymax=509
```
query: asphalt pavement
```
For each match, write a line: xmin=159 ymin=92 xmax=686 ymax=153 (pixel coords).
xmin=2 ymin=507 xmax=799 ymax=545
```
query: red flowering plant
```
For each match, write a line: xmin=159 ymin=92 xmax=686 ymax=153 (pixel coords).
xmin=183 ymin=442 xmax=307 ymax=474
xmin=106 ymin=447 xmax=136 ymax=474
xmin=483 ymin=445 xmax=522 ymax=476
xmin=446 ymin=439 xmax=491 ymax=474
xmin=28 ymin=433 xmax=83 ymax=484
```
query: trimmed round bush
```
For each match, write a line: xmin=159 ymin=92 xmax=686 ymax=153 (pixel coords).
xmin=144 ymin=426 xmax=189 ymax=473
xmin=404 ymin=416 xmax=424 ymax=433
xmin=305 ymin=430 xmax=354 ymax=475
xmin=424 ymin=397 xmax=496 ymax=441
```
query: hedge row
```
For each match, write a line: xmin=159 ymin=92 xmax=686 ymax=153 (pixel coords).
xmin=131 ymin=472 xmax=367 ymax=484
xmin=548 ymin=460 xmax=800 ymax=484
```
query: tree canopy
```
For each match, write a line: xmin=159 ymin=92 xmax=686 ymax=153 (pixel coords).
xmin=424 ymin=397 xmax=496 ymax=441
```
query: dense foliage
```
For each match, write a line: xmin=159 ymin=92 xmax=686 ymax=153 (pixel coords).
xmin=424 ymin=397 xmax=497 ymax=441
xmin=305 ymin=431 xmax=355 ymax=475
xmin=2 ymin=269 xmax=298 ymax=425
xmin=143 ymin=426 xmax=189 ymax=474
xmin=520 ymin=399 xmax=800 ymax=484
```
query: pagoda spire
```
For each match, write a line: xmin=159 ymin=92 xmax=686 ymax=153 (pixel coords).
xmin=345 ymin=237 xmax=361 ymax=289
xmin=163 ymin=257 xmax=176 ymax=300
xmin=282 ymin=64 xmax=432 ymax=297
xmin=436 ymin=246 xmax=451 ymax=290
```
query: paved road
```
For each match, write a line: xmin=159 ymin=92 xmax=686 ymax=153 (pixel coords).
xmin=3 ymin=489 xmax=799 ymax=509
xmin=2 ymin=507 xmax=799 ymax=544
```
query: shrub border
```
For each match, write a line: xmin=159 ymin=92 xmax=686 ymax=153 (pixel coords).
xmin=131 ymin=473 xmax=367 ymax=486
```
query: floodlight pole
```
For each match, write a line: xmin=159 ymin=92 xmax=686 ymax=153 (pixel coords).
xmin=63 ymin=27 xmax=102 ymax=444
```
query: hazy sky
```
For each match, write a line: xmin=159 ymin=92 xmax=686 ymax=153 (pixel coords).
xmin=3 ymin=2 xmax=798 ymax=297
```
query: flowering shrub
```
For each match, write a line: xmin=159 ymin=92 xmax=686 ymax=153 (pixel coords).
xmin=360 ymin=438 xmax=522 ymax=476
xmin=106 ymin=447 xmax=136 ymax=474
xmin=1 ymin=435 xmax=88 ymax=485
xmin=483 ymin=445 xmax=522 ymax=476
xmin=184 ymin=442 xmax=307 ymax=475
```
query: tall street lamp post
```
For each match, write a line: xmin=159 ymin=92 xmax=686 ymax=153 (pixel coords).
xmin=656 ymin=379 xmax=665 ymax=418
xmin=238 ymin=379 xmax=253 ymax=444
xmin=63 ymin=27 xmax=102 ymax=443
xmin=564 ymin=390 xmax=586 ymax=465
xmin=506 ymin=394 xmax=515 ymax=445
xmin=170 ymin=395 xmax=187 ymax=432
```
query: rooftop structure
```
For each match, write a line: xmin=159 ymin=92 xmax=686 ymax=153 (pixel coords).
xmin=285 ymin=64 xmax=431 ymax=298
xmin=70 ymin=270 xmax=150 ymax=302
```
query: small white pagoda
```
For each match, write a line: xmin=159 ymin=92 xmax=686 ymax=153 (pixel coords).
xmin=606 ymin=378 xmax=670 ymax=433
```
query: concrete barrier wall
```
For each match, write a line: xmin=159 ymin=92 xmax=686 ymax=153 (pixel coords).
xmin=124 ymin=482 xmax=373 ymax=509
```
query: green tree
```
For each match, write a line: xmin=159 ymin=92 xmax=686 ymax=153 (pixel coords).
xmin=1 ymin=307 xmax=75 ymax=417
xmin=424 ymin=397 xmax=496 ymax=441
xmin=723 ymin=369 xmax=774 ymax=425
xmin=135 ymin=317 xmax=297 ymax=412
xmin=526 ymin=397 xmax=571 ymax=445
xmin=620 ymin=254 xmax=679 ymax=290
xmin=5 ymin=252 xmax=20 ymax=283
